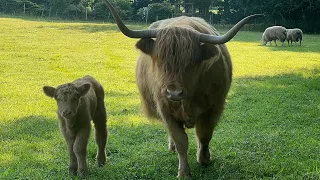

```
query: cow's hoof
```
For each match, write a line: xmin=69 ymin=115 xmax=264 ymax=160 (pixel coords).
xmin=197 ymin=148 xmax=211 ymax=165
xmin=97 ymin=154 xmax=106 ymax=167
xmin=177 ymin=170 xmax=191 ymax=178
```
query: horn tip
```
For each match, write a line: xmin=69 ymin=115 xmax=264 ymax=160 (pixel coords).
xmin=252 ymin=14 xmax=265 ymax=18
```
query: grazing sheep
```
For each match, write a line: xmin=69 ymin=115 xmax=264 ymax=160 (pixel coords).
xmin=262 ymin=26 xmax=287 ymax=46
xmin=286 ymin=28 xmax=303 ymax=46
xmin=43 ymin=75 xmax=108 ymax=178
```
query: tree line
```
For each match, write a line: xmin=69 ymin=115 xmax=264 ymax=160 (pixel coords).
xmin=1 ymin=0 xmax=319 ymax=33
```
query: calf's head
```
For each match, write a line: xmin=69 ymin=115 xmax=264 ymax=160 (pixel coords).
xmin=43 ymin=83 xmax=91 ymax=119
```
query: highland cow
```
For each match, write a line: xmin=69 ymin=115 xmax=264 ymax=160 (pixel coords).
xmin=105 ymin=0 xmax=263 ymax=177
xmin=43 ymin=75 xmax=108 ymax=178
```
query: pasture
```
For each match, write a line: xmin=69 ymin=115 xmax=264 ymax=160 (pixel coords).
xmin=0 ymin=17 xmax=319 ymax=179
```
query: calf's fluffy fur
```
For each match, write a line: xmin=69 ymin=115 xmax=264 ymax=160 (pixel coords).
xmin=43 ymin=75 xmax=108 ymax=177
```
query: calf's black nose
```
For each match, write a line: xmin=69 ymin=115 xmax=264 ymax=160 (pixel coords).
xmin=62 ymin=110 xmax=72 ymax=117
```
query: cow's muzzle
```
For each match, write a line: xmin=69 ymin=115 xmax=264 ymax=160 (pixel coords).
xmin=166 ymin=89 xmax=183 ymax=101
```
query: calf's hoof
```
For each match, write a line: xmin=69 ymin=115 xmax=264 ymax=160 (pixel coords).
xmin=78 ymin=169 xmax=88 ymax=178
xmin=68 ymin=167 xmax=77 ymax=176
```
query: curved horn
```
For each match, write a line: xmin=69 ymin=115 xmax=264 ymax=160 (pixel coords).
xmin=199 ymin=14 xmax=265 ymax=44
xmin=105 ymin=0 xmax=157 ymax=38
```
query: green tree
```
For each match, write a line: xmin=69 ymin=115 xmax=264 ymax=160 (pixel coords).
xmin=147 ymin=2 xmax=173 ymax=22
xmin=93 ymin=0 xmax=133 ymax=20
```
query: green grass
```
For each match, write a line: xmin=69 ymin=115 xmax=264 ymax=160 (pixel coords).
xmin=0 ymin=17 xmax=319 ymax=179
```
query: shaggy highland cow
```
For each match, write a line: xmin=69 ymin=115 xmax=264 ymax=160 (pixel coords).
xmin=105 ymin=0 xmax=263 ymax=177
xmin=286 ymin=28 xmax=303 ymax=46
xmin=262 ymin=26 xmax=287 ymax=46
xmin=43 ymin=75 xmax=108 ymax=178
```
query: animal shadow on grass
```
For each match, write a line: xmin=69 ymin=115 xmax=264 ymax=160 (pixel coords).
xmin=0 ymin=116 xmax=67 ymax=178
xmin=213 ymin=69 xmax=320 ymax=178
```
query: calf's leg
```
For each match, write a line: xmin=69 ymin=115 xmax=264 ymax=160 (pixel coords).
xmin=74 ymin=127 xmax=91 ymax=178
xmin=67 ymin=139 xmax=78 ymax=175
xmin=93 ymin=103 xmax=108 ymax=167
xmin=61 ymin=127 xmax=78 ymax=175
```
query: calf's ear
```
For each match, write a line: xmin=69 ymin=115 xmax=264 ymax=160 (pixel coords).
xmin=43 ymin=86 xmax=56 ymax=98
xmin=136 ymin=38 xmax=155 ymax=55
xmin=78 ymin=83 xmax=91 ymax=97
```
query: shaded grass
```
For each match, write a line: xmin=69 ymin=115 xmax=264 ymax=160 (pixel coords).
xmin=0 ymin=17 xmax=319 ymax=179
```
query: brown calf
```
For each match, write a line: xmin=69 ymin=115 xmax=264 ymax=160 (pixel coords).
xmin=43 ymin=75 xmax=108 ymax=177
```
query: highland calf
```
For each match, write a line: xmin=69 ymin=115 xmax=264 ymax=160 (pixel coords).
xmin=43 ymin=75 xmax=108 ymax=178
xmin=105 ymin=0 xmax=263 ymax=177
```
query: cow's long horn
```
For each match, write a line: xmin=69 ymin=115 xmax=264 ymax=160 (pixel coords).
xmin=199 ymin=14 xmax=264 ymax=44
xmin=105 ymin=0 xmax=157 ymax=38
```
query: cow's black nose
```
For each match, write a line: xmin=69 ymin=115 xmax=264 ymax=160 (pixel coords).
xmin=166 ymin=89 xmax=183 ymax=101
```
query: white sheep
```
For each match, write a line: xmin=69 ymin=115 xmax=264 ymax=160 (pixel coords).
xmin=286 ymin=28 xmax=303 ymax=46
xmin=262 ymin=26 xmax=287 ymax=46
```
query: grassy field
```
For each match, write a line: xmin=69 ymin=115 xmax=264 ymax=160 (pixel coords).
xmin=0 ymin=16 xmax=319 ymax=179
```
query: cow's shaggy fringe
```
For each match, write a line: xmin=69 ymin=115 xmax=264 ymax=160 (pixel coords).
xmin=154 ymin=27 xmax=201 ymax=73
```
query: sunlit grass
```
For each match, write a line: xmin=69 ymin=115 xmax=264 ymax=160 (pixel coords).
xmin=0 ymin=16 xmax=319 ymax=179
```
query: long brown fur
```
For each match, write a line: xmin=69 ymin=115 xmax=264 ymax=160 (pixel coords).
xmin=43 ymin=75 xmax=108 ymax=178
xmin=135 ymin=16 xmax=232 ymax=177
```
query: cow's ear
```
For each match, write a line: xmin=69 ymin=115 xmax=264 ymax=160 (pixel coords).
xmin=43 ymin=86 xmax=56 ymax=98
xmin=78 ymin=83 xmax=91 ymax=97
xmin=200 ymin=43 xmax=220 ymax=61
xmin=136 ymin=38 xmax=155 ymax=55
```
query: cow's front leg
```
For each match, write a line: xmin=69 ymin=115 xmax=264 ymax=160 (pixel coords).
xmin=195 ymin=108 xmax=222 ymax=165
xmin=164 ymin=118 xmax=190 ymax=178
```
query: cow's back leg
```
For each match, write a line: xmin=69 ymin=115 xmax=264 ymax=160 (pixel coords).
xmin=93 ymin=101 xmax=108 ymax=167
xmin=195 ymin=107 xmax=223 ymax=165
